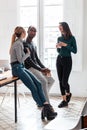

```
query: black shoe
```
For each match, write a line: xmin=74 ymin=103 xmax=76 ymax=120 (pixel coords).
xmin=66 ymin=93 xmax=72 ymax=103
xmin=58 ymin=100 xmax=68 ymax=108
xmin=41 ymin=104 xmax=57 ymax=121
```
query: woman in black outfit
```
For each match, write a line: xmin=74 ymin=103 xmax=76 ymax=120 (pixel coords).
xmin=56 ymin=22 xmax=77 ymax=108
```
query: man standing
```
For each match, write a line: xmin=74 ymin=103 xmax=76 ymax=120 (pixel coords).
xmin=23 ymin=26 xmax=55 ymax=103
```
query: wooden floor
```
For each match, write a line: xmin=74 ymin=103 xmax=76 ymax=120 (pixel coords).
xmin=0 ymin=94 xmax=86 ymax=130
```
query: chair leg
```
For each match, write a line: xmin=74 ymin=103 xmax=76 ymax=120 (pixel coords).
xmin=17 ymin=94 xmax=20 ymax=107
xmin=0 ymin=86 xmax=20 ymax=107
xmin=21 ymin=91 xmax=26 ymax=100
xmin=17 ymin=86 xmax=27 ymax=102
xmin=0 ymin=87 xmax=9 ymax=105
xmin=0 ymin=85 xmax=26 ymax=107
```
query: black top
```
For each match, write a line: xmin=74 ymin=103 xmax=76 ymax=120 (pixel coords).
xmin=23 ymin=41 xmax=45 ymax=71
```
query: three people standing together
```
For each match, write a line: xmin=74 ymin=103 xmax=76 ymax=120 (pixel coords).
xmin=9 ymin=21 xmax=77 ymax=121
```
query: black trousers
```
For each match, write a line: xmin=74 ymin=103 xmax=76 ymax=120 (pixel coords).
xmin=56 ymin=55 xmax=72 ymax=95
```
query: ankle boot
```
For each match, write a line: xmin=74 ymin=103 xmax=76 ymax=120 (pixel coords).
xmin=41 ymin=104 xmax=57 ymax=121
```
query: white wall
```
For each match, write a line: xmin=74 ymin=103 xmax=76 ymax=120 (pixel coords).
xmin=0 ymin=0 xmax=87 ymax=97
xmin=63 ymin=0 xmax=83 ymax=72
xmin=0 ymin=0 xmax=19 ymax=60
xmin=63 ymin=0 xmax=87 ymax=97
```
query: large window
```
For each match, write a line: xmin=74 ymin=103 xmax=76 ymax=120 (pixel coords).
xmin=20 ymin=0 xmax=38 ymax=44
xmin=44 ymin=0 xmax=63 ymax=69
xmin=19 ymin=0 xmax=63 ymax=70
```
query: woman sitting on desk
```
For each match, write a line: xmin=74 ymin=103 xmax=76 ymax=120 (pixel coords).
xmin=9 ymin=26 xmax=57 ymax=120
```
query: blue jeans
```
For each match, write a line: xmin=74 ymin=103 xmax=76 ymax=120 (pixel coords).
xmin=11 ymin=63 xmax=46 ymax=106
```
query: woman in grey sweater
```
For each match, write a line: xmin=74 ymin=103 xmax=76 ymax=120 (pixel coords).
xmin=10 ymin=26 xmax=57 ymax=121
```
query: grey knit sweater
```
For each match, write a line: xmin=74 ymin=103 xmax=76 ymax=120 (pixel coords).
xmin=10 ymin=39 xmax=30 ymax=64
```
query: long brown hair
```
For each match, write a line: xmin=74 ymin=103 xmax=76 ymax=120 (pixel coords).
xmin=9 ymin=26 xmax=25 ymax=53
xmin=59 ymin=22 xmax=72 ymax=39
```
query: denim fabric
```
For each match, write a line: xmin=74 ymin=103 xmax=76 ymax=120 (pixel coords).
xmin=11 ymin=63 xmax=46 ymax=106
